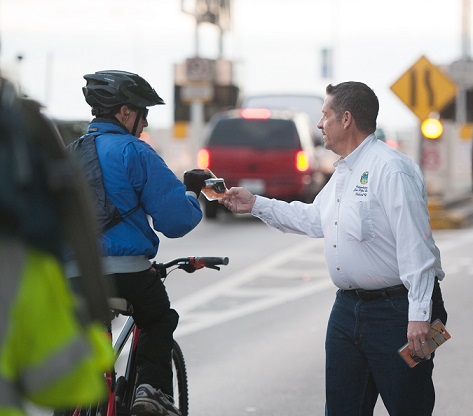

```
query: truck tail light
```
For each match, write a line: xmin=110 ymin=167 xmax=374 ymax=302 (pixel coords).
xmin=197 ymin=149 xmax=210 ymax=169
xmin=240 ymin=108 xmax=272 ymax=119
xmin=296 ymin=150 xmax=309 ymax=172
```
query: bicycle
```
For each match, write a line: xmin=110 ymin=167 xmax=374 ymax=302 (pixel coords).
xmin=62 ymin=256 xmax=229 ymax=416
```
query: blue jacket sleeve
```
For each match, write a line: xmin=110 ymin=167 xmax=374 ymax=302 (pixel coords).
xmin=124 ymin=141 xmax=203 ymax=238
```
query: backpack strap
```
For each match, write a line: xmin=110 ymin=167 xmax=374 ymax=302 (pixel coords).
xmin=68 ymin=133 xmax=141 ymax=233
xmin=102 ymin=202 xmax=141 ymax=232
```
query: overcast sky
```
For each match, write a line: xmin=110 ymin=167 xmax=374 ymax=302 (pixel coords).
xmin=0 ymin=0 xmax=465 ymax=132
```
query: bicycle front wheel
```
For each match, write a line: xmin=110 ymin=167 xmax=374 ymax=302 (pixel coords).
xmin=172 ymin=340 xmax=189 ymax=416
xmin=53 ymin=404 xmax=105 ymax=416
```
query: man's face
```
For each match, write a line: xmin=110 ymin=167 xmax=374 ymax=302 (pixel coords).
xmin=124 ymin=107 xmax=149 ymax=137
xmin=317 ymin=95 xmax=345 ymax=155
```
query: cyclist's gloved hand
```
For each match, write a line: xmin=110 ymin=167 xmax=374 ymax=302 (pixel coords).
xmin=183 ymin=169 xmax=212 ymax=198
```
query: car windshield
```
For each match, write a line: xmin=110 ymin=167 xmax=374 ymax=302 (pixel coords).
xmin=208 ymin=118 xmax=301 ymax=149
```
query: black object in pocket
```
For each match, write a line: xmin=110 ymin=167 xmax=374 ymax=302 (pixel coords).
xmin=431 ymin=277 xmax=447 ymax=325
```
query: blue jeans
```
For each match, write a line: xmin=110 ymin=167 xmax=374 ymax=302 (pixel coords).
xmin=325 ymin=289 xmax=442 ymax=416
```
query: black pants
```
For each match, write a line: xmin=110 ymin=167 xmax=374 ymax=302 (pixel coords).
xmin=71 ymin=267 xmax=179 ymax=396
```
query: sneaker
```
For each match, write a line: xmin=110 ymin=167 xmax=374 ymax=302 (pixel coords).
xmin=131 ymin=384 xmax=182 ymax=416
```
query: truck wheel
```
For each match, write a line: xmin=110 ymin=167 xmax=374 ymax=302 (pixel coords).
xmin=205 ymin=200 xmax=219 ymax=219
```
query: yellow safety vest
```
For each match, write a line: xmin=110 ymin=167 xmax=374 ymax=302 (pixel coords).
xmin=0 ymin=239 xmax=114 ymax=415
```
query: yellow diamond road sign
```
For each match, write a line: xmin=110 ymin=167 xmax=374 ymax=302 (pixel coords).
xmin=390 ymin=55 xmax=457 ymax=120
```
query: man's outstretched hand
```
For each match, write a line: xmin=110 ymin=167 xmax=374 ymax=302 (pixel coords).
xmin=219 ymin=187 xmax=256 ymax=214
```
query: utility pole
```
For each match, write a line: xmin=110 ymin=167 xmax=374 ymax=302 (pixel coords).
xmin=462 ymin=0 xmax=471 ymax=60
xmin=455 ymin=0 xmax=471 ymax=123
xmin=179 ymin=0 xmax=232 ymax=161
xmin=182 ymin=0 xmax=231 ymax=58
xmin=458 ymin=0 xmax=473 ymax=193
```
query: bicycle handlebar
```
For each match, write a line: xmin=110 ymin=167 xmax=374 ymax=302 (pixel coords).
xmin=193 ymin=256 xmax=229 ymax=268
xmin=151 ymin=256 xmax=229 ymax=277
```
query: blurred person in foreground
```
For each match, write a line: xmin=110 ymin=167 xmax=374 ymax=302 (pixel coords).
xmin=220 ymin=81 xmax=447 ymax=415
xmin=67 ymin=70 xmax=210 ymax=416
xmin=0 ymin=77 xmax=113 ymax=415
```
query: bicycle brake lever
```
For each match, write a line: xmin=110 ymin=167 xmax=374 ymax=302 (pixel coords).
xmin=180 ymin=264 xmax=197 ymax=273
xmin=207 ymin=265 xmax=220 ymax=271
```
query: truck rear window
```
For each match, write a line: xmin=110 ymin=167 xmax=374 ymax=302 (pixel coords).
xmin=208 ymin=119 xmax=301 ymax=149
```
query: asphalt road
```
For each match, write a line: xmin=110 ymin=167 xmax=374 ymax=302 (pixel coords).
xmin=167 ymin=217 xmax=473 ymax=416
xmin=28 ymin=214 xmax=473 ymax=415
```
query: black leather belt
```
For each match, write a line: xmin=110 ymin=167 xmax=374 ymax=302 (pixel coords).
xmin=343 ymin=284 xmax=408 ymax=301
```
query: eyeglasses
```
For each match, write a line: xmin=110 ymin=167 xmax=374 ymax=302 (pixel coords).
xmin=128 ymin=106 xmax=149 ymax=121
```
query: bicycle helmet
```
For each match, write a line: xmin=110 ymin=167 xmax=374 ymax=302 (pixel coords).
xmin=83 ymin=70 xmax=165 ymax=116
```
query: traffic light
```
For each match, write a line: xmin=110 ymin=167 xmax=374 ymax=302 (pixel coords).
xmin=421 ymin=117 xmax=443 ymax=139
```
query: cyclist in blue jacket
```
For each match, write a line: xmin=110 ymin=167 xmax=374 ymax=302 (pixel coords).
xmin=70 ymin=70 xmax=210 ymax=416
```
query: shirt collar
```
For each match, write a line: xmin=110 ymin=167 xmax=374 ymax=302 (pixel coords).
xmin=335 ymin=134 xmax=377 ymax=170
xmin=87 ymin=118 xmax=129 ymax=135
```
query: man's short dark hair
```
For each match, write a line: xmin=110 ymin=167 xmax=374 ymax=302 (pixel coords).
xmin=326 ymin=82 xmax=379 ymax=134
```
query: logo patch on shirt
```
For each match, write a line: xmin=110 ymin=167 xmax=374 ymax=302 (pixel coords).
xmin=360 ymin=171 xmax=369 ymax=184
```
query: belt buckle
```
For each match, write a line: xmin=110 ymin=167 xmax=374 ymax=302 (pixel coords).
xmin=357 ymin=288 xmax=383 ymax=301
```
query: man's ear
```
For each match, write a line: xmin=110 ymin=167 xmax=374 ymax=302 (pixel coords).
xmin=119 ymin=105 xmax=130 ymax=123
xmin=118 ymin=105 xmax=130 ymax=116
xmin=342 ymin=111 xmax=352 ymax=128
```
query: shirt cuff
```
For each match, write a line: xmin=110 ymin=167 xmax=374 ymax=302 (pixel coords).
xmin=408 ymin=300 xmax=432 ymax=321
xmin=185 ymin=190 xmax=198 ymax=199
xmin=251 ymin=196 xmax=264 ymax=215
xmin=251 ymin=196 xmax=273 ymax=219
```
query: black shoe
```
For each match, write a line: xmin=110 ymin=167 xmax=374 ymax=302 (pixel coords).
xmin=131 ymin=384 xmax=181 ymax=416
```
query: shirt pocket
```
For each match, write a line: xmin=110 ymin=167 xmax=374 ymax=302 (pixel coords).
xmin=345 ymin=200 xmax=375 ymax=242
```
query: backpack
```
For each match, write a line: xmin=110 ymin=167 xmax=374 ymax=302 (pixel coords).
xmin=0 ymin=82 xmax=62 ymax=255
xmin=68 ymin=133 xmax=140 ymax=233
xmin=0 ymin=76 xmax=109 ymax=323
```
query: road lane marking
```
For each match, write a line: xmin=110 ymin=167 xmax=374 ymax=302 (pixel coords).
xmin=174 ymin=238 xmax=333 ymax=337
xmin=175 ymin=280 xmax=333 ymax=337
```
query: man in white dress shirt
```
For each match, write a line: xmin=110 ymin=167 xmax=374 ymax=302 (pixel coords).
xmin=220 ymin=81 xmax=447 ymax=415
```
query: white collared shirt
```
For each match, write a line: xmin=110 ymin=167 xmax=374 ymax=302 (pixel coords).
xmin=252 ymin=134 xmax=444 ymax=321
